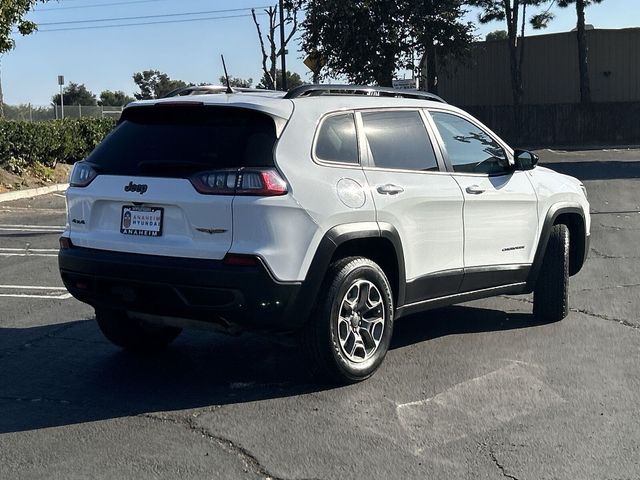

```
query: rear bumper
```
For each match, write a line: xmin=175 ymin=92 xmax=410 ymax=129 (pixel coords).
xmin=59 ymin=245 xmax=303 ymax=331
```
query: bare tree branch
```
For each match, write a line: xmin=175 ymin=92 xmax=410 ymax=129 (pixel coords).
xmin=251 ymin=7 xmax=274 ymax=89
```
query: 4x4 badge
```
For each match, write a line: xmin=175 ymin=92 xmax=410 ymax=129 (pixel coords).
xmin=124 ymin=181 xmax=148 ymax=194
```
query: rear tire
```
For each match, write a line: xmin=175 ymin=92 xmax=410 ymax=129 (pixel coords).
xmin=300 ymin=257 xmax=394 ymax=384
xmin=533 ymin=224 xmax=570 ymax=322
xmin=96 ymin=308 xmax=181 ymax=351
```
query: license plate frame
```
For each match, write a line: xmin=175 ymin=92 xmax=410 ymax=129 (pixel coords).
xmin=120 ymin=205 xmax=164 ymax=237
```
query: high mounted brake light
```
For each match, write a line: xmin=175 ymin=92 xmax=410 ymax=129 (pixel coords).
xmin=189 ymin=168 xmax=287 ymax=196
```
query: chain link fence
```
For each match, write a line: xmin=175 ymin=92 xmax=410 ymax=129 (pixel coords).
xmin=2 ymin=104 xmax=124 ymax=122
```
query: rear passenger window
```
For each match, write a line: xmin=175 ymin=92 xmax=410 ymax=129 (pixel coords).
xmin=315 ymin=113 xmax=359 ymax=164
xmin=361 ymin=110 xmax=438 ymax=171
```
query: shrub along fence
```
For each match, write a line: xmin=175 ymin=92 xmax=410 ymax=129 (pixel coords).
xmin=462 ymin=102 xmax=640 ymax=148
xmin=0 ymin=118 xmax=116 ymax=173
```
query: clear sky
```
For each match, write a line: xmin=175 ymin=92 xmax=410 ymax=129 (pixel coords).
xmin=1 ymin=0 xmax=636 ymax=105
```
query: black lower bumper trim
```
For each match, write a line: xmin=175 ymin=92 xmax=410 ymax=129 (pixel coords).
xmin=59 ymin=246 xmax=302 ymax=330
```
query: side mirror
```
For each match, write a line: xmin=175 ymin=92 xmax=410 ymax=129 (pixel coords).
xmin=514 ymin=149 xmax=539 ymax=171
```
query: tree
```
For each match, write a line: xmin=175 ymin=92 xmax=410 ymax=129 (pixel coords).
xmin=257 ymin=70 xmax=304 ymax=89
xmin=408 ymin=0 xmax=475 ymax=93
xmin=486 ymin=29 xmax=508 ymax=40
xmin=98 ymin=90 xmax=135 ymax=106
xmin=556 ymin=0 xmax=603 ymax=104
xmin=251 ymin=2 xmax=302 ymax=90
xmin=132 ymin=70 xmax=188 ymax=100
xmin=302 ymin=1 xmax=409 ymax=87
xmin=0 ymin=0 xmax=49 ymax=117
xmin=52 ymin=82 xmax=97 ymax=106
xmin=218 ymin=75 xmax=253 ymax=88
xmin=302 ymin=1 xmax=473 ymax=88
xmin=467 ymin=0 xmax=553 ymax=105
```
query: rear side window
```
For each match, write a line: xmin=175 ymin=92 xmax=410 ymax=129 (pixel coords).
xmin=361 ymin=110 xmax=438 ymax=171
xmin=430 ymin=112 xmax=509 ymax=175
xmin=315 ymin=113 xmax=359 ymax=164
xmin=86 ymin=105 xmax=277 ymax=177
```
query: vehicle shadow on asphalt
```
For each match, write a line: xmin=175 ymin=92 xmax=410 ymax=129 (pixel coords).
xmin=0 ymin=305 xmax=545 ymax=434
xmin=540 ymin=160 xmax=640 ymax=180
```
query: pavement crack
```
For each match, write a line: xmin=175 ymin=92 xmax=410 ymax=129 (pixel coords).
xmin=575 ymin=283 xmax=640 ymax=292
xmin=589 ymin=247 xmax=639 ymax=259
xmin=488 ymin=450 xmax=520 ymax=480
xmin=0 ymin=322 xmax=79 ymax=359
xmin=141 ymin=412 xmax=319 ymax=480
xmin=502 ymin=296 xmax=639 ymax=331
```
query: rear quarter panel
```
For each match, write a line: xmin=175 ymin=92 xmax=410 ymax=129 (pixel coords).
xmin=271 ymin=103 xmax=377 ymax=281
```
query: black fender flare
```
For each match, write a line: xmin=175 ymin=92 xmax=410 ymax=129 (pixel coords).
xmin=526 ymin=204 xmax=588 ymax=290
xmin=293 ymin=222 xmax=406 ymax=324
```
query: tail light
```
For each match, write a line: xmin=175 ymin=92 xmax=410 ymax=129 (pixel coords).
xmin=69 ymin=162 xmax=98 ymax=187
xmin=190 ymin=168 xmax=287 ymax=196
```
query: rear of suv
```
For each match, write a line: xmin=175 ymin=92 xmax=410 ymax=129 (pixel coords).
xmin=59 ymin=85 xmax=590 ymax=383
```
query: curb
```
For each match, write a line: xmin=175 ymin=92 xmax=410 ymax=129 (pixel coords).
xmin=0 ymin=183 xmax=69 ymax=203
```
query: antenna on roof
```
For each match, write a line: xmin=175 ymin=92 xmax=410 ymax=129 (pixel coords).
xmin=220 ymin=54 xmax=233 ymax=94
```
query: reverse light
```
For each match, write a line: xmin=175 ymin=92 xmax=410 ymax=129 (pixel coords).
xmin=69 ymin=162 xmax=98 ymax=187
xmin=189 ymin=169 xmax=238 ymax=195
xmin=236 ymin=170 xmax=288 ymax=196
xmin=190 ymin=168 xmax=288 ymax=196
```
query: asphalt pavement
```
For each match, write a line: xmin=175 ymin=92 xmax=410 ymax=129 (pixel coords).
xmin=0 ymin=149 xmax=638 ymax=479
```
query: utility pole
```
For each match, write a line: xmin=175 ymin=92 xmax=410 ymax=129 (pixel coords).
xmin=279 ymin=0 xmax=287 ymax=91
xmin=58 ymin=75 xmax=65 ymax=120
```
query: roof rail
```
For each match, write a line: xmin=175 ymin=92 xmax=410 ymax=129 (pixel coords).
xmin=283 ymin=84 xmax=446 ymax=103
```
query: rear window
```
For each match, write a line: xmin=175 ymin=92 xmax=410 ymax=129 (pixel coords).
xmin=315 ymin=113 xmax=359 ymax=164
xmin=86 ymin=105 xmax=277 ymax=177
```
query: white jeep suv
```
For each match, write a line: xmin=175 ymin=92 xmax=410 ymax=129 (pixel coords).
xmin=59 ymin=85 xmax=590 ymax=383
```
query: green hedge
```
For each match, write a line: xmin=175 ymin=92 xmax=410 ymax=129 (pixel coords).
xmin=0 ymin=118 xmax=116 ymax=173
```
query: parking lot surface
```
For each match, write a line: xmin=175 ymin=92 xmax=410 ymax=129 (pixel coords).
xmin=0 ymin=149 xmax=639 ymax=479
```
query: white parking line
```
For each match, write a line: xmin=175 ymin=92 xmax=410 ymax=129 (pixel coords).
xmin=396 ymin=362 xmax=564 ymax=452
xmin=0 ymin=247 xmax=59 ymax=257
xmin=0 ymin=225 xmax=64 ymax=234
xmin=0 ymin=248 xmax=59 ymax=252
xmin=0 ymin=285 xmax=71 ymax=300
xmin=0 ymin=207 xmax=65 ymax=213
xmin=0 ymin=253 xmax=58 ymax=257
xmin=0 ymin=224 xmax=65 ymax=229
xmin=0 ymin=285 xmax=67 ymax=290
xmin=0 ymin=293 xmax=72 ymax=299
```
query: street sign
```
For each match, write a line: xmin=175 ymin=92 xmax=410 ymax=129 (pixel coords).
xmin=392 ymin=78 xmax=417 ymax=90
xmin=304 ymin=53 xmax=326 ymax=74
xmin=57 ymin=75 xmax=65 ymax=86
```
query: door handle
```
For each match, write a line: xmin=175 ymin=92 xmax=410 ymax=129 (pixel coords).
xmin=465 ymin=185 xmax=485 ymax=195
xmin=377 ymin=184 xmax=404 ymax=195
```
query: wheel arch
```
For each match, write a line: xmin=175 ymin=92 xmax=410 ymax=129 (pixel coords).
xmin=527 ymin=204 xmax=588 ymax=290
xmin=294 ymin=222 xmax=406 ymax=325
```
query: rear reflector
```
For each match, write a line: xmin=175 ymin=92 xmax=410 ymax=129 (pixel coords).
xmin=59 ymin=237 xmax=72 ymax=249
xmin=190 ymin=168 xmax=287 ymax=196
xmin=223 ymin=254 xmax=259 ymax=267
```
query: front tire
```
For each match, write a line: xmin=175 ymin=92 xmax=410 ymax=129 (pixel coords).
xmin=96 ymin=308 xmax=181 ymax=351
xmin=533 ymin=224 xmax=570 ymax=322
xmin=301 ymin=257 xmax=394 ymax=384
